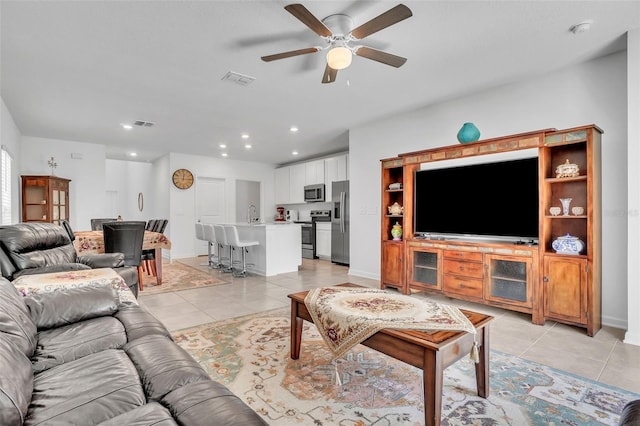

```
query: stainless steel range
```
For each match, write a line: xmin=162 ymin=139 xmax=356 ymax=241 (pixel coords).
xmin=298 ymin=210 xmax=331 ymax=259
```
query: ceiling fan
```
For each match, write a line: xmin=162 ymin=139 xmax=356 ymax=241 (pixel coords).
xmin=261 ymin=3 xmax=413 ymax=84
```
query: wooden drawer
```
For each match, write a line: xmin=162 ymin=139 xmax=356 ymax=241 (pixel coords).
xmin=443 ymin=250 xmax=482 ymax=262
xmin=443 ymin=275 xmax=483 ymax=298
xmin=443 ymin=259 xmax=484 ymax=278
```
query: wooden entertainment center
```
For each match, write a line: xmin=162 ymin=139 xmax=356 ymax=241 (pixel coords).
xmin=380 ymin=124 xmax=602 ymax=336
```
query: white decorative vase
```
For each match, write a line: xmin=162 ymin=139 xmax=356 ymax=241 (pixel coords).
xmin=559 ymin=198 xmax=572 ymax=216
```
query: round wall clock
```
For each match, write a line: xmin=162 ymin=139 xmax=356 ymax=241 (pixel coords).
xmin=172 ymin=168 xmax=194 ymax=189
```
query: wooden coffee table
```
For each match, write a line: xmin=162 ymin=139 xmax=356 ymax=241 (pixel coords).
xmin=288 ymin=283 xmax=493 ymax=426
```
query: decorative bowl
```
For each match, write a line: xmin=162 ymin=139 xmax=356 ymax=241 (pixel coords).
xmin=549 ymin=207 xmax=561 ymax=216
xmin=555 ymin=159 xmax=580 ymax=178
xmin=572 ymin=206 xmax=585 ymax=216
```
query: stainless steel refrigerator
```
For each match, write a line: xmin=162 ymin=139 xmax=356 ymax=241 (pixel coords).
xmin=331 ymin=180 xmax=349 ymax=265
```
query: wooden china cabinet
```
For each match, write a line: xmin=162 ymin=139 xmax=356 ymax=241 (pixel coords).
xmin=21 ymin=175 xmax=71 ymax=225
xmin=380 ymin=124 xmax=602 ymax=335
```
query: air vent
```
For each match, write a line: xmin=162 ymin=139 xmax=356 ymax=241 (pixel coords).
xmin=133 ymin=120 xmax=155 ymax=127
xmin=221 ymin=71 xmax=256 ymax=86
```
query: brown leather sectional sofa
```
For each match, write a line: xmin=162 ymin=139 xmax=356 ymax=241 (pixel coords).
xmin=0 ymin=277 xmax=268 ymax=425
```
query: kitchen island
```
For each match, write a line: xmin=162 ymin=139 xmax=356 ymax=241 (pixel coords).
xmin=230 ymin=222 xmax=301 ymax=276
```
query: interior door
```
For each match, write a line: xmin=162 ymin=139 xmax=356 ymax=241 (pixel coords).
xmin=195 ymin=177 xmax=226 ymax=255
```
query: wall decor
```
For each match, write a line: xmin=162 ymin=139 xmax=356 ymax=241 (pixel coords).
xmin=456 ymin=122 xmax=481 ymax=143
xmin=138 ymin=192 xmax=144 ymax=212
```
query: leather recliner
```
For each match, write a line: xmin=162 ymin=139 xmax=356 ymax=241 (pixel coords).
xmin=0 ymin=222 xmax=139 ymax=297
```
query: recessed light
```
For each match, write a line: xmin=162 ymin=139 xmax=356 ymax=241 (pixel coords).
xmin=219 ymin=143 xmax=227 ymax=149
xmin=241 ymin=133 xmax=250 ymax=139
xmin=292 ymin=150 xmax=299 ymax=156
xmin=244 ymin=144 xmax=252 ymax=149
xmin=129 ymin=152 xmax=137 ymax=157
xmin=290 ymin=126 xmax=299 ymax=132
xmin=221 ymin=152 xmax=228 ymax=157
xmin=121 ymin=123 xmax=133 ymax=130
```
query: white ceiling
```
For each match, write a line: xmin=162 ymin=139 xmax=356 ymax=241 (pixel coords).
xmin=1 ymin=1 xmax=639 ymax=166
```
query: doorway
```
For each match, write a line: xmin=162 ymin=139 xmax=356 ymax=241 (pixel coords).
xmin=235 ymin=180 xmax=261 ymax=223
xmin=195 ymin=177 xmax=226 ymax=256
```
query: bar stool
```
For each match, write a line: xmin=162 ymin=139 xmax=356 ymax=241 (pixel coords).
xmin=202 ymin=224 xmax=220 ymax=269
xmin=223 ymin=224 xmax=259 ymax=277
xmin=213 ymin=224 xmax=233 ymax=273
xmin=195 ymin=223 xmax=209 ymax=266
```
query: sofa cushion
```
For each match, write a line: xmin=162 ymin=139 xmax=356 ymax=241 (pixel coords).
xmin=31 ymin=315 xmax=127 ymax=373
xmin=96 ymin=402 xmax=178 ymax=426
xmin=0 ymin=278 xmax=37 ymax=357
xmin=26 ymin=349 xmax=145 ymax=426
xmin=0 ymin=335 xmax=33 ymax=426
xmin=162 ymin=381 xmax=269 ymax=426
xmin=114 ymin=305 xmax=173 ymax=341
xmin=124 ymin=335 xmax=211 ymax=401
xmin=25 ymin=285 xmax=119 ymax=330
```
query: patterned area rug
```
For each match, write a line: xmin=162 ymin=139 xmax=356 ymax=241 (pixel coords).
xmin=173 ymin=309 xmax=640 ymax=426
xmin=140 ymin=260 xmax=228 ymax=294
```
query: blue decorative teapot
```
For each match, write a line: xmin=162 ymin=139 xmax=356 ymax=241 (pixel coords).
xmin=552 ymin=234 xmax=585 ymax=255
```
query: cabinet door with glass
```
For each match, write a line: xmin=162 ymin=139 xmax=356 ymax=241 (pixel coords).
xmin=406 ymin=246 xmax=442 ymax=291
xmin=21 ymin=175 xmax=71 ymax=225
xmin=484 ymin=254 xmax=534 ymax=308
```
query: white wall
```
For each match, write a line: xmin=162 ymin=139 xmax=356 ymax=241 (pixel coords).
xmin=166 ymin=152 xmax=276 ymax=259
xmin=0 ymin=98 xmax=22 ymax=223
xmin=625 ymin=29 xmax=640 ymax=345
xmin=21 ymin=136 xmax=106 ymax=231
xmin=350 ymin=51 xmax=630 ymax=330
xmin=105 ymin=159 xmax=153 ymax=221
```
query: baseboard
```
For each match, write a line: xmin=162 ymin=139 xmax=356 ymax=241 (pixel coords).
xmin=347 ymin=269 xmax=379 ymax=280
xmin=624 ymin=330 xmax=640 ymax=346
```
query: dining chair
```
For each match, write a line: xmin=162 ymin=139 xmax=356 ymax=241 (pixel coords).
xmin=142 ymin=219 xmax=168 ymax=277
xmin=90 ymin=218 xmax=118 ymax=231
xmin=103 ymin=221 xmax=146 ymax=291
xmin=60 ymin=219 xmax=75 ymax=241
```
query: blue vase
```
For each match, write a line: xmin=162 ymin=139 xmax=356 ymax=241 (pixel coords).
xmin=457 ymin=122 xmax=481 ymax=143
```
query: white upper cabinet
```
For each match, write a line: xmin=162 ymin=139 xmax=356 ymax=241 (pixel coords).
xmin=275 ymin=154 xmax=347 ymax=205
xmin=324 ymin=154 xmax=348 ymax=202
xmin=305 ymin=160 xmax=325 ymax=185
xmin=274 ymin=167 xmax=290 ymax=205
xmin=289 ymin=164 xmax=306 ymax=204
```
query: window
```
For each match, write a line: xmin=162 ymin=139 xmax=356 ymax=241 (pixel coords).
xmin=1 ymin=146 xmax=12 ymax=225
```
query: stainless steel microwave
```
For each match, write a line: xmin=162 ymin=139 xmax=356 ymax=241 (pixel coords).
xmin=304 ymin=184 xmax=325 ymax=202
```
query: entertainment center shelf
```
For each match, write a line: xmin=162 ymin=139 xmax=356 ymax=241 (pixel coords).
xmin=380 ymin=124 xmax=602 ymax=336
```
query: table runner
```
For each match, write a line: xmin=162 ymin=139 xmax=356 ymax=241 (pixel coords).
xmin=12 ymin=268 xmax=138 ymax=305
xmin=73 ymin=230 xmax=171 ymax=255
xmin=304 ymin=287 xmax=477 ymax=360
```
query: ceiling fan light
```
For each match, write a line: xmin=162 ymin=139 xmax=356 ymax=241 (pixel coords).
xmin=327 ymin=46 xmax=352 ymax=70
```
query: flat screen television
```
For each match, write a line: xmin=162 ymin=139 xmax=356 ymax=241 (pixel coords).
xmin=414 ymin=156 xmax=539 ymax=242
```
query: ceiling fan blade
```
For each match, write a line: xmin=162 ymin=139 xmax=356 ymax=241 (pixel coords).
xmin=350 ymin=4 xmax=412 ymax=40
xmin=322 ymin=64 xmax=337 ymax=84
xmin=355 ymin=46 xmax=407 ymax=68
xmin=261 ymin=47 xmax=319 ymax=62
xmin=285 ymin=4 xmax=333 ymax=37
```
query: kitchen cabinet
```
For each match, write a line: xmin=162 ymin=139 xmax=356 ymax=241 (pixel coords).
xmin=274 ymin=167 xmax=290 ymax=204
xmin=289 ymin=164 xmax=306 ymax=204
xmin=305 ymin=160 xmax=325 ymax=185
xmin=324 ymin=154 xmax=348 ymax=201
xmin=315 ymin=222 xmax=331 ymax=259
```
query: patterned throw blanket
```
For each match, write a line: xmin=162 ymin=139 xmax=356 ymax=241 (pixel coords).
xmin=304 ymin=287 xmax=477 ymax=360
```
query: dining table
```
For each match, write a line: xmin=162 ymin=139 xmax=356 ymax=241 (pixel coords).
xmin=73 ymin=230 xmax=172 ymax=285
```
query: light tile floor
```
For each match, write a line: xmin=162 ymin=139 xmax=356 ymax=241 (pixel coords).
xmin=139 ymin=257 xmax=640 ymax=395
